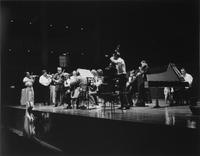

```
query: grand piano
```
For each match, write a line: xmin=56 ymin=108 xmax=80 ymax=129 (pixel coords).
xmin=146 ymin=63 xmax=189 ymax=107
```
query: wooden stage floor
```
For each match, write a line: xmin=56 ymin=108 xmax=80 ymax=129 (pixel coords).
xmin=7 ymin=99 xmax=200 ymax=129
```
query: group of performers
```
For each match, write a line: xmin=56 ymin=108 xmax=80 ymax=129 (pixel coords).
xmin=22 ymin=67 xmax=104 ymax=109
xmin=21 ymin=45 xmax=193 ymax=110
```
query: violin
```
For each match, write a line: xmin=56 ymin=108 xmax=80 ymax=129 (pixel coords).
xmin=52 ymin=69 xmax=66 ymax=85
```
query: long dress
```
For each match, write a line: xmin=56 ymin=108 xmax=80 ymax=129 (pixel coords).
xmin=20 ymin=77 xmax=34 ymax=105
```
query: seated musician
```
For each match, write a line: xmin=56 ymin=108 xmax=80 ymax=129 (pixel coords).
xmin=96 ymin=69 xmax=104 ymax=104
xmin=90 ymin=69 xmax=99 ymax=105
xmin=173 ymin=68 xmax=193 ymax=105
xmin=63 ymin=73 xmax=72 ymax=109
xmin=22 ymin=72 xmax=35 ymax=105
xmin=97 ymin=69 xmax=104 ymax=85
xmin=39 ymin=70 xmax=52 ymax=106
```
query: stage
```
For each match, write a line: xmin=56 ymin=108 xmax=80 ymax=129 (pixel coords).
xmin=2 ymin=100 xmax=200 ymax=156
xmin=5 ymin=100 xmax=200 ymax=129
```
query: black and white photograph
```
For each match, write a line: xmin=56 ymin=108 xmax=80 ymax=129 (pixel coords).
xmin=1 ymin=0 xmax=200 ymax=156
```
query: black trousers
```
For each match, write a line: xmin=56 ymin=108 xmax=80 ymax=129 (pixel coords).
xmin=118 ymin=74 xmax=129 ymax=108
xmin=136 ymin=75 xmax=146 ymax=106
xmin=40 ymin=85 xmax=50 ymax=105
xmin=55 ymin=85 xmax=64 ymax=106
xmin=63 ymin=90 xmax=71 ymax=106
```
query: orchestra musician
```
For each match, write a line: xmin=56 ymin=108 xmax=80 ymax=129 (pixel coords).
xmin=69 ymin=70 xmax=88 ymax=109
xmin=75 ymin=71 xmax=88 ymax=109
xmin=135 ymin=60 xmax=151 ymax=106
xmin=53 ymin=67 xmax=65 ymax=107
xmin=96 ymin=69 xmax=104 ymax=104
xmin=96 ymin=69 xmax=104 ymax=92
xmin=173 ymin=68 xmax=193 ymax=105
xmin=49 ymin=73 xmax=56 ymax=106
xmin=69 ymin=70 xmax=80 ymax=108
xmin=126 ymin=70 xmax=137 ymax=106
xmin=110 ymin=46 xmax=130 ymax=110
xmin=63 ymin=73 xmax=72 ymax=109
xmin=39 ymin=70 xmax=52 ymax=105
xmin=22 ymin=72 xmax=35 ymax=105
xmin=97 ymin=69 xmax=104 ymax=83
xmin=181 ymin=68 xmax=193 ymax=88
xmin=90 ymin=69 xmax=99 ymax=105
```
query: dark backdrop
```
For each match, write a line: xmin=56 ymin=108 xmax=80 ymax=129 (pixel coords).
xmin=1 ymin=0 xmax=199 ymax=104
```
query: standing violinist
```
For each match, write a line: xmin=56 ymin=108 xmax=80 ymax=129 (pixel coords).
xmin=39 ymin=70 xmax=52 ymax=105
xmin=136 ymin=60 xmax=150 ymax=106
xmin=110 ymin=46 xmax=130 ymax=110
xmin=22 ymin=72 xmax=35 ymax=105
xmin=53 ymin=67 xmax=64 ymax=107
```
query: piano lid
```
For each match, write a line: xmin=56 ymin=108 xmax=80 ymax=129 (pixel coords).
xmin=147 ymin=63 xmax=184 ymax=82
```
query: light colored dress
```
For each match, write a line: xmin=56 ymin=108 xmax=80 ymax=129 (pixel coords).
xmin=20 ymin=77 xmax=34 ymax=105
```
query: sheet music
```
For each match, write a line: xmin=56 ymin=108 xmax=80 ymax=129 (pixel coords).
xmin=77 ymin=69 xmax=94 ymax=78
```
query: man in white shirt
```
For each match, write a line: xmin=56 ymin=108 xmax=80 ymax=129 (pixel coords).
xmin=110 ymin=53 xmax=126 ymax=75
xmin=110 ymin=47 xmax=129 ymax=109
xmin=174 ymin=68 xmax=193 ymax=105
xmin=39 ymin=70 xmax=52 ymax=105
xmin=181 ymin=68 xmax=193 ymax=88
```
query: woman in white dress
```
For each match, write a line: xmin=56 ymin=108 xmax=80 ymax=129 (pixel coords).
xmin=21 ymin=72 xmax=35 ymax=105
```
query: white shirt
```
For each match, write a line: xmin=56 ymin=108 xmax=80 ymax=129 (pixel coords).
xmin=183 ymin=73 xmax=193 ymax=88
xmin=23 ymin=77 xmax=34 ymax=87
xmin=110 ymin=57 xmax=126 ymax=75
xmin=39 ymin=75 xmax=52 ymax=86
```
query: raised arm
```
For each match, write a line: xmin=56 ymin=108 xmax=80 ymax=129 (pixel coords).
xmin=110 ymin=56 xmax=119 ymax=64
